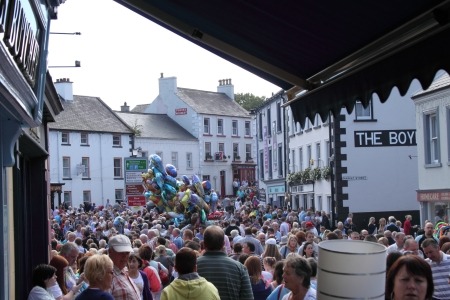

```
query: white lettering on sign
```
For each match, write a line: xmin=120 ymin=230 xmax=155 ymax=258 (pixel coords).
xmin=355 ymin=130 xmax=416 ymax=147
xmin=175 ymin=108 xmax=187 ymax=115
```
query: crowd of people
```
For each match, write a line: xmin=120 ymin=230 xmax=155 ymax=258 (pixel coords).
xmin=28 ymin=196 xmax=450 ymax=300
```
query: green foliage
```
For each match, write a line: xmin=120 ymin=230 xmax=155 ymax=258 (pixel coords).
xmin=235 ymin=93 xmax=266 ymax=111
xmin=287 ymin=166 xmax=330 ymax=185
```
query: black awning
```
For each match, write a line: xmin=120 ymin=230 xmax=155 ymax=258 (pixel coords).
xmin=114 ymin=0 xmax=450 ymax=125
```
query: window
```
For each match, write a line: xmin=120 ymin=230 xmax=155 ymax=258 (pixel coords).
xmin=63 ymin=191 xmax=72 ymax=207
xmin=171 ymin=152 xmax=178 ymax=168
xmin=218 ymin=143 xmax=225 ymax=153
xmin=233 ymin=143 xmax=239 ymax=159
xmin=424 ymin=110 xmax=440 ymax=165
xmin=325 ymin=140 xmax=330 ymax=166
xmin=217 ymin=119 xmax=224 ymax=135
xmin=204 ymin=118 xmax=210 ymax=134
xmin=307 ymin=145 xmax=312 ymax=167
xmin=259 ymin=151 xmax=264 ymax=178
xmin=276 ymin=102 xmax=282 ymax=132
xmin=259 ymin=113 xmax=263 ymax=140
xmin=83 ymin=191 xmax=91 ymax=203
xmin=80 ymin=132 xmax=89 ymax=145
xmin=313 ymin=115 xmax=320 ymax=128
xmin=186 ymin=153 xmax=193 ymax=169
xmin=267 ymin=108 xmax=271 ymax=137
xmin=81 ymin=157 xmax=90 ymax=178
xmin=246 ymin=144 xmax=252 ymax=161
xmin=61 ymin=132 xmax=70 ymax=144
xmin=202 ymin=175 xmax=210 ymax=181
xmin=291 ymin=149 xmax=296 ymax=173
xmin=355 ymin=100 xmax=372 ymax=120
xmin=303 ymin=119 xmax=312 ymax=131
xmin=245 ymin=121 xmax=251 ymax=136
xmin=113 ymin=134 xmax=121 ymax=146
xmin=268 ymin=148 xmax=273 ymax=178
xmin=205 ymin=142 xmax=212 ymax=160
xmin=113 ymin=158 xmax=122 ymax=178
xmin=63 ymin=157 xmax=71 ymax=178
xmin=317 ymin=195 xmax=322 ymax=211
xmin=299 ymin=147 xmax=303 ymax=171
xmin=316 ymin=142 xmax=321 ymax=167
xmin=278 ymin=144 xmax=283 ymax=176
xmin=232 ymin=120 xmax=238 ymax=136
xmin=115 ymin=189 xmax=124 ymax=202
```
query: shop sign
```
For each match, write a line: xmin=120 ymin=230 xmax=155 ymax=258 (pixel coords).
xmin=1 ymin=0 xmax=40 ymax=86
xmin=417 ymin=190 xmax=450 ymax=202
xmin=354 ymin=130 xmax=416 ymax=147
xmin=124 ymin=158 xmax=148 ymax=206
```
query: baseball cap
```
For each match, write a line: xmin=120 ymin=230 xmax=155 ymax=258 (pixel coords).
xmin=266 ymin=238 xmax=277 ymax=245
xmin=108 ymin=234 xmax=133 ymax=252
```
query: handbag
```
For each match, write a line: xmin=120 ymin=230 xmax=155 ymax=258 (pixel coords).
xmin=158 ymin=263 xmax=170 ymax=285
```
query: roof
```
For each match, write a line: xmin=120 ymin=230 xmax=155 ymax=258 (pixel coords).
xmin=176 ymin=88 xmax=249 ymax=117
xmin=48 ymin=95 xmax=134 ymax=133
xmin=115 ymin=0 xmax=450 ymax=126
xmin=131 ymin=104 xmax=150 ymax=113
xmin=115 ymin=111 xmax=197 ymax=140
xmin=413 ymin=72 xmax=450 ymax=98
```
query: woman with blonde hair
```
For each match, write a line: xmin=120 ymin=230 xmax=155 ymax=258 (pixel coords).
xmin=244 ymin=256 xmax=272 ymax=300
xmin=76 ymin=255 xmax=114 ymax=299
xmin=279 ymin=235 xmax=299 ymax=259
xmin=378 ymin=217 xmax=387 ymax=233
xmin=368 ymin=216 xmax=377 ymax=235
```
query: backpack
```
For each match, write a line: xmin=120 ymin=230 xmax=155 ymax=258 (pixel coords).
xmin=158 ymin=263 xmax=170 ymax=286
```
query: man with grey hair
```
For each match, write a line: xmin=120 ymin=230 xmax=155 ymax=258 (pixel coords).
xmin=386 ymin=232 xmax=405 ymax=254
xmin=59 ymin=242 xmax=87 ymax=294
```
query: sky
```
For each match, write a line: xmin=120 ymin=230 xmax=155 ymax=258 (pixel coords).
xmin=47 ymin=0 xmax=281 ymax=111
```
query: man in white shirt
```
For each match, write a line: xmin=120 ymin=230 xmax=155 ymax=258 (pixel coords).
xmin=386 ymin=232 xmax=405 ymax=254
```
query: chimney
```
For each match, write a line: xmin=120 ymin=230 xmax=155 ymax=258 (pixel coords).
xmin=120 ymin=102 xmax=130 ymax=112
xmin=54 ymin=78 xmax=74 ymax=101
xmin=217 ymin=78 xmax=234 ymax=100
xmin=159 ymin=75 xmax=177 ymax=97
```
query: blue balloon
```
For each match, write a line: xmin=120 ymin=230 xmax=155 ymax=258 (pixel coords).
xmin=165 ymin=164 xmax=177 ymax=178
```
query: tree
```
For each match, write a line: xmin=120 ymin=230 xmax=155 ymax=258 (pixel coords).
xmin=235 ymin=93 xmax=266 ymax=111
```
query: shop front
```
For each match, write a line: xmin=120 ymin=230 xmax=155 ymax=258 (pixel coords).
xmin=1 ymin=0 xmax=62 ymax=298
xmin=417 ymin=190 xmax=450 ymax=227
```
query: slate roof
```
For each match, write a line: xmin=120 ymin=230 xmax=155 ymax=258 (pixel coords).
xmin=413 ymin=72 xmax=450 ymax=98
xmin=116 ymin=112 xmax=197 ymax=141
xmin=131 ymin=104 xmax=150 ymax=113
xmin=177 ymin=88 xmax=249 ymax=117
xmin=48 ymin=95 xmax=133 ymax=133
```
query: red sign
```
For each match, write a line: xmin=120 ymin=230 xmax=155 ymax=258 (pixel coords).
xmin=127 ymin=195 xmax=146 ymax=206
xmin=175 ymin=108 xmax=187 ymax=115
xmin=126 ymin=184 xmax=145 ymax=195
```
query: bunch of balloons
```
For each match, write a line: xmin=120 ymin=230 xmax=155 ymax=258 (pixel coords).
xmin=141 ymin=154 xmax=214 ymax=227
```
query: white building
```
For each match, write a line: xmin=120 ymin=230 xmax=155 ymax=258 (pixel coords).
xmin=138 ymin=75 xmax=256 ymax=197
xmin=412 ymin=72 xmax=450 ymax=225
xmin=287 ymin=108 xmax=332 ymax=213
xmin=254 ymin=91 xmax=289 ymax=208
xmin=116 ymin=106 xmax=200 ymax=179
xmin=49 ymin=79 xmax=134 ymax=208
xmin=331 ymin=81 xmax=421 ymax=227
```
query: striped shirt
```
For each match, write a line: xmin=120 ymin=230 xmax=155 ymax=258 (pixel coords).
xmin=110 ymin=266 xmax=141 ymax=300
xmin=197 ymin=251 xmax=254 ymax=300
xmin=426 ymin=252 xmax=450 ymax=300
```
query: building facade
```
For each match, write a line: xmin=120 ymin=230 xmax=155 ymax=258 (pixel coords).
xmin=412 ymin=72 xmax=450 ymax=225
xmin=49 ymin=79 xmax=135 ymax=208
xmin=286 ymin=109 xmax=332 ymax=214
xmin=254 ymin=91 xmax=289 ymax=208
xmin=330 ymin=81 xmax=421 ymax=229
xmin=142 ymin=75 xmax=256 ymax=197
